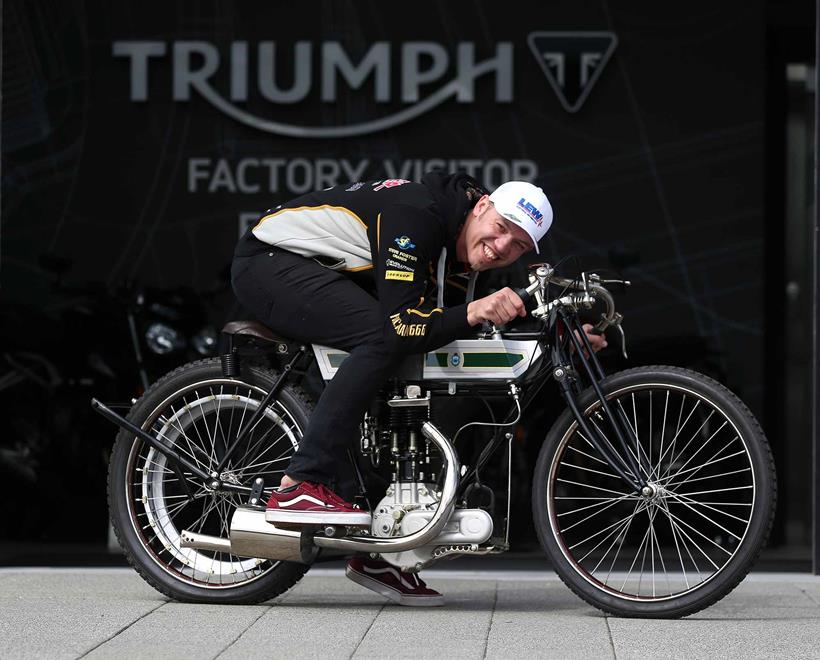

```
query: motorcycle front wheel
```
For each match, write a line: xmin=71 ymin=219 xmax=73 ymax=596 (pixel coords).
xmin=532 ymin=366 xmax=776 ymax=618
xmin=108 ymin=358 xmax=313 ymax=604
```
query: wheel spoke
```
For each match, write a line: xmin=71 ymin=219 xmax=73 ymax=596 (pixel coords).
xmin=664 ymin=466 xmax=751 ymax=492
xmin=660 ymin=436 xmax=743 ymax=491
xmin=658 ymin=497 xmax=693 ymax=588
xmin=558 ymin=460 xmax=625 ymax=481
xmin=556 ymin=478 xmax=630 ymax=497
xmin=570 ymin=504 xmax=649 ymax=553
xmin=667 ymin=491 xmax=751 ymax=524
xmin=591 ymin=498 xmax=641 ymax=576
xmin=664 ymin=492 xmax=743 ymax=542
xmin=557 ymin=493 xmax=636 ymax=517
xmin=561 ymin=493 xmax=636 ymax=533
xmin=659 ymin=447 xmax=746 ymax=488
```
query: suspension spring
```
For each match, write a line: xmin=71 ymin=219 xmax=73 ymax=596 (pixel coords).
xmin=221 ymin=350 xmax=241 ymax=378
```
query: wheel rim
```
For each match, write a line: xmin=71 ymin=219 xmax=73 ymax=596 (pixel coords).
xmin=125 ymin=378 xmax=302 ymax=589
xmin=547 ymin=382 xmax=756 ymax=602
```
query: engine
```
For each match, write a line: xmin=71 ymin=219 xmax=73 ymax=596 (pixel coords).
xmin=360 ymin=385 xmax=494 ymax=571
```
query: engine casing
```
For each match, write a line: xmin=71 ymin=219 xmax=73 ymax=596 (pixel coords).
xmin=372 ymin=481 xmax=493 ymax=571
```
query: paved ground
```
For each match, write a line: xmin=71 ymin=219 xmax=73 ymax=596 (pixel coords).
xmin=1 ymin=568 xmax=819 ymax=659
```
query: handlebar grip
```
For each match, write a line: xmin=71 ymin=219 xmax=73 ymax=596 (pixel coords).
xmin=513 ymin=287 xmax=532 ymax=305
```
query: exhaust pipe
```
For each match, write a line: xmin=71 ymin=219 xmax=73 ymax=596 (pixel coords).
xmin=181 ymin=420 xmax=460 ymax=559
xmin=180 ymin=530 xmax=231 ymax=553
xmin=181 ymin=507 xmax=305 ymax=562
xmin=230 ymin=507 xmax=304 ymax=562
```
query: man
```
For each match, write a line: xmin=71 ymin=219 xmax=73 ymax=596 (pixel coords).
xmin=232 ymin=171 xmax=605 ymax=606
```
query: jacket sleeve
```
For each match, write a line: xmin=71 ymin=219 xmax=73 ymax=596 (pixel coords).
xmin=374 ymin=204 xmax=473 ymax=353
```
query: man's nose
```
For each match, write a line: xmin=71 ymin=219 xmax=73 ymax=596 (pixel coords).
xmin=493 ymin=234 xmax=513 ymax=255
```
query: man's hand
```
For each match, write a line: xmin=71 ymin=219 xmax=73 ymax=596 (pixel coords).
xmin=467 ymin=287 xmax=527 ymax=327
xmin=573 ymin=323 xmax=608 ymax=356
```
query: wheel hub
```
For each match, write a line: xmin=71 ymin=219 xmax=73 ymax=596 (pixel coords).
xmin=640 ymin=483 xmax=665 ymax=500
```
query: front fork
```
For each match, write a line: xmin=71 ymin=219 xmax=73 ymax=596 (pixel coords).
xmin=552 ymin=310 xmax=648 ymax=494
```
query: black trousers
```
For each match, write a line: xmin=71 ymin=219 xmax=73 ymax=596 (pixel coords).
xmin=231 ymin=246 xmax=403 ymax=487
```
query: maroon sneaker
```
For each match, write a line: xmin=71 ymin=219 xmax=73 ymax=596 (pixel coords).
xmin=345 ymin=557 xmax=444 ymax=607
xmin=265 ymin=482 xmax=371 ymax=526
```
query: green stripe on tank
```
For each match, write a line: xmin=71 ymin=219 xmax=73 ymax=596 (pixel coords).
xmin=462 ymin=353 xmax=525 ymax=368
xmin=426 ymin=353 xmax=449 ymax=367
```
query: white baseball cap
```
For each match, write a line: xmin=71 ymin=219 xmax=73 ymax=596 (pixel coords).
xmin=488 ymin=181 xmax=553 ymax=254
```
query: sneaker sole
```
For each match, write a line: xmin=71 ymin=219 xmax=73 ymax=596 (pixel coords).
xmin=265 ymin=509 xmax=372 ymax=526
xmin=345 ymin=566 xmax=445 ymax=607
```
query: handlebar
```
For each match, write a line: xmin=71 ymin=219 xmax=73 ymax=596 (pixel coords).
xmin=514 ymin=265 xmax=630 ymax=357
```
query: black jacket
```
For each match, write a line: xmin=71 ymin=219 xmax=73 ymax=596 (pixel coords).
xmin=235 ymin=172 xmax=484 ymax=352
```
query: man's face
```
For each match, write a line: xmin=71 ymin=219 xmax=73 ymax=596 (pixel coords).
xmin=456 ymin=195 xmax=534 ymax=271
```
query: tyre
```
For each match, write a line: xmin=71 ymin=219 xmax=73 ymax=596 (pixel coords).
xmin=532 ymin=366 xmax=776 ymax=618
xmin=108 ymin=358 xmax=313 ymax=604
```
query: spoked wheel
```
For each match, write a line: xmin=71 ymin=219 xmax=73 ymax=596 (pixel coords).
xmin=108 ymin=358 xmax=313 ymax=604
xmin=532 ymin=366 xmax=776 ymax=618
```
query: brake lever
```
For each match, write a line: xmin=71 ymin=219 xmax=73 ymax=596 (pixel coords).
xmin=614 ymin=323 xmax=628 ymax=360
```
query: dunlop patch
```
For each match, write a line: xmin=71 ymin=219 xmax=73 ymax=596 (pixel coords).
xmin=385 ymin=270 xmax=414 ymax=282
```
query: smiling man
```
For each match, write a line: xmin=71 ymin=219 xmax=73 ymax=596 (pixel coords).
xmin=231 ymin=171 xmax=604 ymax=605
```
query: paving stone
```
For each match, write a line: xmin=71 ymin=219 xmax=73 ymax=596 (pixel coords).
xmin=85 ymin=603 xmax=269 ymax=660
xmin=485 ymin=580 xmax=614 ymax=660
xmin=352 ymin=579 xmax=496 ymax=660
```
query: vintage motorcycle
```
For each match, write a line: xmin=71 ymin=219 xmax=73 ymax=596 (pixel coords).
xmin=93 ymin=262 xmax=776 ymax=618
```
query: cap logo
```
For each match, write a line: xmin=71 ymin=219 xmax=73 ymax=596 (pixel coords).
xmin=516 ymin=198 xmax=544 ymax=227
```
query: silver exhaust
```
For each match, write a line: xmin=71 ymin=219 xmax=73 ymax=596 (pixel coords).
xmin=180 ymin=420 xmax=459 ymax=560
xmin=230 ymin=507 xmax=304 ymax=562
xmin=180 ymin=530 xmax=231 ymax=553
xmin=180 ymin=507 xmax=304 ymax=562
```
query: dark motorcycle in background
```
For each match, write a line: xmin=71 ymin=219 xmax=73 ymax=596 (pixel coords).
xmin=0 ymin=255 xmax=222 ymax=541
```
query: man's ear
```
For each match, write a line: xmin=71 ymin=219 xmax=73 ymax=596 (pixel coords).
xmin=472 ymin=194 xmax=491 ymax=217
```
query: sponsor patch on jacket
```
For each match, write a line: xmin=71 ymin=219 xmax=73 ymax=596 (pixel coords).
xmin=386 ymin=258 xmax=413 ymax=272
xmin=394 ymin=236 xmax=416 ymax=249
xmin=385 ymin=270 xmax=414 ymax=282
xmin=373 ymin=179 xmax=410 ymax=192
xmin=388 ymin=247 xmax=417 ymax=262
xmin=346 ymin=182 xmax=365 ymax=192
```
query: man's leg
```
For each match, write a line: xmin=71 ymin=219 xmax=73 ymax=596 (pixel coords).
xmin=233 ymin=248 xmax=445 ymax=603
xmin=232 ymin=248 xmax=402 ymax=486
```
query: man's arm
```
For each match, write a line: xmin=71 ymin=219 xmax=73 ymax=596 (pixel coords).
xmin=374 ymin=205 xmax=472 ymax=353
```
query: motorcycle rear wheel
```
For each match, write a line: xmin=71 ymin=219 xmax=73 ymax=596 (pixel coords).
xmin=532 ymin=366 xmax=776 ymax=618
xmin=108 ymin=358 xmax=313 ymax=604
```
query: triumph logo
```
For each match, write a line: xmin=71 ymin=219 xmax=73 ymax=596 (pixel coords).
xmin=113 ymin=41 xmax=512 ymax=138
xmin=527 ymin=32 xmax=617 ymax=113
xmin=114 ymin=35 xmax=616 ymax=136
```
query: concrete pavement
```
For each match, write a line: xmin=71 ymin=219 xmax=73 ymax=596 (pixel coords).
xmin=0 ymin=568 xmax=819 ymax=659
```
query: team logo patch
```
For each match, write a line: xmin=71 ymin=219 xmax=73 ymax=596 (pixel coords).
xmin=345 ymin=182 xmax=365 ymax=192
xmin=516 ymin=197 xmax=544 ymax=226
xmin=394 ymin=236 xmax=416 ymax=249
xmin=385 ymin=270 xmax=414 ymax=282
xmin=450 ymin=354 xmax=461 ymax=366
